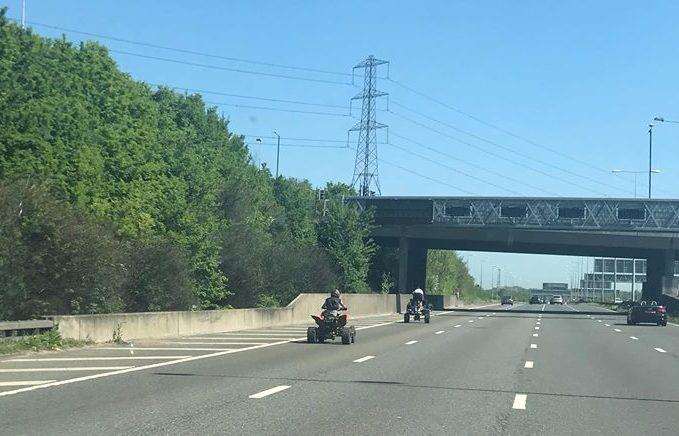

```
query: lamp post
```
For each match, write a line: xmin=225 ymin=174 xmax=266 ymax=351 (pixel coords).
xmin=649 ymin=116 xmax=678 ymax=198
xmin=273 ymin=130 xmax=281 ymax=178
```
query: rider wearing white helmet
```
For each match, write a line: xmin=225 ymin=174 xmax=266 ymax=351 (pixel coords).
xmin=412 ymin=288 xmax=425 ymax=310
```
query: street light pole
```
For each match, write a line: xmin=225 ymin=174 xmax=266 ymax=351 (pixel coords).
xmin=648 ymin=124 xmax=653 ymax=199
xmin=273 ymin=130 xmax=280 ymax=178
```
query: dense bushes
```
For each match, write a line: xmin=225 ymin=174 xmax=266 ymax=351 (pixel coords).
xmin=0 ymin=9 xmax=376 ymax=320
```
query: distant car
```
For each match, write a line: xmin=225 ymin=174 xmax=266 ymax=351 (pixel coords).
xmin=549 ymin=295 xmax=564 ymax=305
xmin=501 ymin=296 xmax=514 ymax=305
xmin=627 ymin=301 xmax=667 ymax=326
xmin=529 ymin=295 xmax=542 ymax=304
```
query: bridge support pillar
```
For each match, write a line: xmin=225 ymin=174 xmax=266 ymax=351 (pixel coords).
xmin=398 ymin=237 xmax=428 ymax=295
xmin=642 ymin=250 xmax=676 ymax=301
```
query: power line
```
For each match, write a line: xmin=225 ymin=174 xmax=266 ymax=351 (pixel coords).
xmin=109 ymin=49 xmax=353 ymax=86
xmin=205 ymin=100 xmax=349 ymax=117
xmin=390 ymin=131 xmax=557 ymax=196
xmin=255 ymin=141 xmax=347 ymax=149
xmin=387 ymin=78 xmax=623 ymax=179
xmin=390 ymin=101 xmax=628 ymax=194
xmin=151 ymin=83 xmax=349 ymax=110
xmin=388 ymin=110 xmax=605 ymax=195
xmin=25 ymin=20 xmax=353 ymax=78
xmin=386 ymin=141 xmax=523 ymax=195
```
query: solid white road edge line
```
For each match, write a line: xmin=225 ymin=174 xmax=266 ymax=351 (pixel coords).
xmin=654 ymin=348 xmax=667 ymax=353
xmin=95 ymin=347 xmax=235 ymax=351
xmin=512 ymin=394 xmax=527 ymax=410
xmin=524 ymin=361 xmax=534 ymax=368
xmin=405 ymin=340 xmax=418 ymax=345
xmin=353 ymin=355 xmax=376 ymax=363
xmin=3 ymin=356 xmax=191 ymax=362
xmin=0 ymin=380 xmax=56 ymax=387
xmin=249 ymin=385 xmax=291 ymax=399
xmin=0 ymin=321 xmax=396 ymax=399
xmin=0 ymin=367 xmax=133 ymax=372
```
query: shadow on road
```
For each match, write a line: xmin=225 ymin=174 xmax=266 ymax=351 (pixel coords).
xmin=150 ymin=372 xmax=679 ymax=404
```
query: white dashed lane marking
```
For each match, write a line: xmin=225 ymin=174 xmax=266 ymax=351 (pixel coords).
xmin=512 ymin=394 xmax=527 ymax=410
xmin=454 ymin=324 xmax=461 ymax=328
xmin=468 ymin=320 xmax=474 ymax=323
xmin=405 ymin=340 xmax=418 ymax=345
xmin=654 ymin=348 xmax=667 ymax=353
xmin=530 ymin=344 xmax=538 ymax=349
xmin=249 ymin=385 xmax=290 ymax=399
xmin=613 ymin=329 xmax=621 ymax=332
xmin=532 ymin=333 xmax=538 ymax=337
xmin=604 ymin=324 xmax=611 ymax=327
xmin=630 ymin=336 xmax=639 ymax=340
xmin=534 ymin=327 xmax=540 ymax=330
xmin=434 ymin=331 xmax=445 ymax=335
xmin=353 ymin=355 xmax=375 ymax=363
xmin=524 ymin=361 xmax=534 ymax=368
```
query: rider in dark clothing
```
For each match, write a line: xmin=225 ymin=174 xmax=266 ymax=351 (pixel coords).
xmin=322 ymin=289 xmax=347 ymax=312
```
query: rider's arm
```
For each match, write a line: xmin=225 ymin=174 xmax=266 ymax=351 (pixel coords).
xmin=340 ymin=300 xmax=347 ymax=310
xmin=321 ymin=299 xmax=328 ymax=310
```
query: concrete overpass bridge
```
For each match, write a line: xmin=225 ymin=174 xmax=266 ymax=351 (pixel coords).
xmin=349 ymin=196 xmax=679 ymax=301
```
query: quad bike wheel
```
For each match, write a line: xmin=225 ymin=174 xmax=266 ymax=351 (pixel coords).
xmin=341 ymin=327 xmax=352 ymax=345
xmin=307 ymin=327 xmax=317 ymax=343
xmin=404 ymin=313 xmax=410 ymax=323
xmin=424 ymin=313 xmax=431 ymax=323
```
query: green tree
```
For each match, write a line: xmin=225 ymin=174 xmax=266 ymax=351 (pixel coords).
xmin=316 ymin=183 xmax=375 ymax=293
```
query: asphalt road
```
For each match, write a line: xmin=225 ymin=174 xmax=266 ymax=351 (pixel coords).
xmin=1 ymin=303 xmax=678 ymax=435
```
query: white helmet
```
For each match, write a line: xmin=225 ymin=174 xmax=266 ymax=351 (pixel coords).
xmin=413 ymin=288 xmax=424 ymax=295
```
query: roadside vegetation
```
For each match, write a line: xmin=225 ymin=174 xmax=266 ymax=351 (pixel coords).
xmin=0 ymin=9 xmax=477 ymax=320
xmin=0 ymin=330 xmax=91 ymax=355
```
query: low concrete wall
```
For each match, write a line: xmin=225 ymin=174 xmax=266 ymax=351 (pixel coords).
xmin=52 ymin=292 xmax=487 ymax=342
xmin=53 ymin=293 xmax=398 ymax=342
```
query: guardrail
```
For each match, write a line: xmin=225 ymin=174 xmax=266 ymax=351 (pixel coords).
xmin=0 ymin=320 xmax=54 ymax=340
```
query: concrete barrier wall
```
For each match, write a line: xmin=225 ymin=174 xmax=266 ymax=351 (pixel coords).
xmin=53 ymin=293 xmax=397 ymax=342
xmin=52 ymin=292 xmax=488 ymax=342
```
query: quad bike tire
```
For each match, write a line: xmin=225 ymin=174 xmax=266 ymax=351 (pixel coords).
xmin=404 ymin=313 xmax=410 ymax=323
xmin=341 ymin=327 xmax=352 ymax=345
xmin=424 ymin=313 xmax=431 ymax=323
xmin=307 ymin=327 xmax=318 ymax=343
xmin=351 ymin=329 xmax=356 ymax=343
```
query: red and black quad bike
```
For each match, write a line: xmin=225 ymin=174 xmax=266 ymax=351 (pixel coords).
xmin=307 ymin=309 xmax=356 ymax=344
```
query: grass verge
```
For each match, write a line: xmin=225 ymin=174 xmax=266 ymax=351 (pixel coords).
xmin=0 ymin=329 xmax=91 ymax=356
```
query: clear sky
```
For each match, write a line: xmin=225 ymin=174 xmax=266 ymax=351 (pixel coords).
xmin=3 ymin=0 xmax=678 ymax=288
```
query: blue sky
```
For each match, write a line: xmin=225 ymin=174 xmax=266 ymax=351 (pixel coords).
xmin=3 ymin=0 xmax=678 ymax=288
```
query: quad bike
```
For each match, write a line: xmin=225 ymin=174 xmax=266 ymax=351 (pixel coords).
xmin=307 ymin=308 xmax=356 ymax=344
xmin=404 ymin=299 xmax=431 ymax=324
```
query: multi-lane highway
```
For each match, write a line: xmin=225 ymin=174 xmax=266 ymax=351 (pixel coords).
xmin=1 ymin=304 xmax=678 ymax=435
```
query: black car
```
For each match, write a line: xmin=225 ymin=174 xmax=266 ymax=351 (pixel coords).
xmin=529 ymin=295 xmax=542 ymax=304
xmin=627 ymin=301 xmax=667 ymax=326
xmin=501 ymin=296 xmax=514 ymax=305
